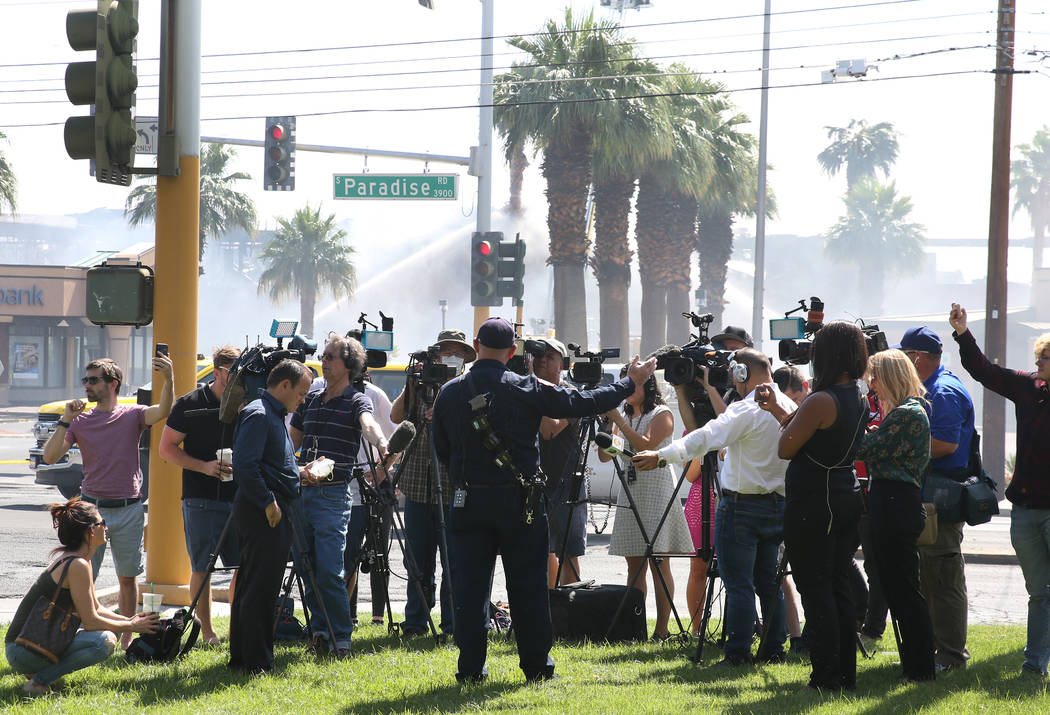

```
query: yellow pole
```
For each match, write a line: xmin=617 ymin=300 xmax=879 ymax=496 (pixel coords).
xmin=473 ymin=306 xmax=489 ymax=336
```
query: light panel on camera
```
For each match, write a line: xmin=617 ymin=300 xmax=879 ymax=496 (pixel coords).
xmin=269 ymin=319 xmax=299 ymax=339
xmin=769 ymin=317 xmax=805 ymax=341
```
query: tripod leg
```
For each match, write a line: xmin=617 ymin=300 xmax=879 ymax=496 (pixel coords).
xmin=425 ymin=421 xmax=456 ymax=618
xmin=388 ymin=499 xmax=444 ymax=642
xmin=286 ymin=504 xmax=339 ymax=651
xmin=691 ymin=555 xmax=720 ymax=664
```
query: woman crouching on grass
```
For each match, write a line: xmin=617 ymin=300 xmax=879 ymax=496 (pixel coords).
xmin=5 ymin=497 xmax=160 ymax=697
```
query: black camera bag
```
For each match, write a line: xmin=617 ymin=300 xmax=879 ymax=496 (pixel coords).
xmin=125 ymin=607 xmax=200 ymax=664
xmin=549 ymin=581 xmax=646 ymax=643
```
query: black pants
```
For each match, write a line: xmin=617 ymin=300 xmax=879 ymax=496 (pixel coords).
xmin=228 ymin=498 xmax=292 ymax=673
xmin=448 ymin=487 xmax=553 ymax=681
xmin=785 ymin=489 xmax=863 ymax=690
xmin=868 ymin=479 xmax=935 ymax=681
xmin=859 ymin=511 xmax=888 ymax=637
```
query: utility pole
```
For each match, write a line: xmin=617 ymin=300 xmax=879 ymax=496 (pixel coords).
xmin=751 ymin=0 xmax=772 ymax=352
xmin=474 ymin=0 xmax=494 ymax=335
xmin=982 ymin=0 xmax=1016 ymax=487
xmin=145 ymin=0 xmax=201 ymax=604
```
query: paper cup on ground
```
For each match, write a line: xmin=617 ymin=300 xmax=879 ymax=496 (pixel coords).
xmin=142 ymin=592 xmax=163 ymax=613
xmin=216 ymin=448 xmax=234 ymax=482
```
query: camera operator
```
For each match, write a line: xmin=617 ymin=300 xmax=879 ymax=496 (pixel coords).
xmin=289 ymin=336 xmax=389 ymax=658
xmin=432 ymin=317 xmax=656 ymax=683
xmin=389 ymin=329 xmax=477 ymax=637
xmin=158 ymin=345 xmax=240 ymax=646
xmin=228 ymin=359 xmax=312 ymax=675
xmin=530 ymin=338 xmax=586 ymax=588
xmin=898 ymin=325 xmax=975 ymax=672
xmin=634 ymin=349 xmax=796 ymax=664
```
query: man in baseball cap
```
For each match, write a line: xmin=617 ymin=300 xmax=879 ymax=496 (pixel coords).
xmin=711 ymin=325 xmax=753 ymax=350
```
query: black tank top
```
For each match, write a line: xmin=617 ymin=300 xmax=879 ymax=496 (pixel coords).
xmin=785 ymin=382 xmax=866 ymax=497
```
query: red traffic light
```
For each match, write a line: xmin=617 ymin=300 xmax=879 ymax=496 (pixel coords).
xmin=478 ymin=241 xmax=492 ymax=256
xmin=269 ymin=124 xmax=286 ymax=141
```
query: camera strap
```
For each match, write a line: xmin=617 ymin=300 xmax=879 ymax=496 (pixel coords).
xmin=464 ymin=373 xmax=546 ymax=525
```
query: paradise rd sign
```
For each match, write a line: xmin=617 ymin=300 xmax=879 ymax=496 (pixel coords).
xmin=333 ymin=173 xmax=457 ymax=200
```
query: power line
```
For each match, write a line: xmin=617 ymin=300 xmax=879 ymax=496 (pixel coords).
xmin=0 ymin=68 xmax=990 ymax=128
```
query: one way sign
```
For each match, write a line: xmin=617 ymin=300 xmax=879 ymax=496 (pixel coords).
xmin=134 ymin=116 xmax=159 ymax=156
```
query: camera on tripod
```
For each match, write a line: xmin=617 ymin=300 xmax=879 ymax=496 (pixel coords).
xmin=219 ymin=318 xmax=318 ymax=423
xmin=770 ymin=297 xmax=889 ymax=365
xmin=651 ymin=313 xmax=735 ymax=427
xmin=356 ymin=311 xmax=395 ymax=370
xmin=567 ymin=343 xmax=619 ymax=386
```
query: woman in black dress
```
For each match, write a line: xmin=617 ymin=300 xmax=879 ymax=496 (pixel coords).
xmin=758 ymin=321 xmax=868 ymax=691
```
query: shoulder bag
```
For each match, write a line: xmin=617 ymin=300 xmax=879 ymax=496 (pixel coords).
xmin=15 ymin=556 xmax=81 ymax=663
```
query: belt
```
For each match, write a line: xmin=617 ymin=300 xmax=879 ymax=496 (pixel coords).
xmin=721 ymin=489 xmax=783 ymax=501
xmin=300 ymin=478 xmax=352 ymax=487
xmin=80 ymin=494 xmax=141 ymax=508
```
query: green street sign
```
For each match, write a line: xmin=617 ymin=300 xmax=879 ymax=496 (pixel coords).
xmin=333 ymin=173 xmax=457 ymax=200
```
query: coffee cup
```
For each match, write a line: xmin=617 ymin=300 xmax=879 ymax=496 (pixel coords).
xmin=142 ymin=592 xmax=163 ymax=614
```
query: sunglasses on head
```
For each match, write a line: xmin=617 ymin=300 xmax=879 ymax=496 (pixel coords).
xmin=94 ymin=519 xmax=106 ymax=528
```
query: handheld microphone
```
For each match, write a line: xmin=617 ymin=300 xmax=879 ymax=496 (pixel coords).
xmin=381 ymin=420 xmax=417 ymax=467
xmin=595 ymin=431 xmax=637 ymax=459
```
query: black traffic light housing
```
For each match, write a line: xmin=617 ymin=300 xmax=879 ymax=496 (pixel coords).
xmin=470 ymin=231 xmax=501 ymax=307
xmin=264 ymin=116 xmax=296 ymax=191
xmin=86 ymin=262 xmax=154 ymax=326
xmin=497 ymin=234 xmax=526 ymax=301
xmin=63 ymin=0 xmax=139 ymax=186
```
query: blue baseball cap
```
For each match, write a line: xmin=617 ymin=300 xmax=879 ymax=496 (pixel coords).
xmin=894 ymin=326 xmax=942 ymax=355
xmin=476 ymin=317 xmax=516 ymax=349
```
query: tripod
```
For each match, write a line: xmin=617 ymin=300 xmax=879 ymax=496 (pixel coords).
xmin=552 ymin=413 xmax=603 ymax=588
xmin=690 ymin=451 xmax=726 ymax=664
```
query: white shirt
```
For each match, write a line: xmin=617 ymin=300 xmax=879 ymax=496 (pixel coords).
xmin=310 ymin=376 xmax=396 ymax=506
xmin=658 ymin=384 xmax=797 ymax=496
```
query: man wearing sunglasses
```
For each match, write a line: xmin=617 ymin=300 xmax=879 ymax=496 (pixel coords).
xmin=42 ymin=354 xmax=174 ymax=649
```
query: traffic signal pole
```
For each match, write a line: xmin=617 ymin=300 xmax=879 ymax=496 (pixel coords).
xmin=145 ymin=0 xmax=201 ymax=605
xmin=473 ymin=0 xmax=495 ymax=335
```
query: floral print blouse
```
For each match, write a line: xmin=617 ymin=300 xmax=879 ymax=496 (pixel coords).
xmin=856 ymin=395 xmax=930 ymax=488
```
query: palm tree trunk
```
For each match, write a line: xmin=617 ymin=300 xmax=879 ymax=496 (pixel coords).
xmin=508 ymin=146 xmax=528 ymax=215
xmin=635 ymin=174 xmax=678 ymax=354
xmin=300 ymin=285 xmax=316 ymax=339
xmin=542 ymin=126 xmax=593 ymax=347
xmin=697 ymin=210 xmax=735 ymax=330
xmin=666 ymin=193 xmax=697 ymax=346
xmin=591 ymin=173 xmax=635 ymax=352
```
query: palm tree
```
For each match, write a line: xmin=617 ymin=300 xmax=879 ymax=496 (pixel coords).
xmin=588 ymin=61 xmax=674 ymax=351
xmin=1011 ymin=126 xmax=1050 ymax=284
xmin=0 ymin=131 xmax=17 ymax=215
xmin=824 ymin=178 xmax=926 ymax=315
xmin=695 ymin=95 xmax=766 ymax=331
xmin=124 ymin=143 xmax=257 ymax=262
xmin=818 ymin=119 xmax=899 ymax=191
xmin=507 ymin=144 xmax=528 ymax=215
xmin=494 ymin=8 xmax=631 ymax=347
xmin=257 ymin=203 xmax=357 ymax=338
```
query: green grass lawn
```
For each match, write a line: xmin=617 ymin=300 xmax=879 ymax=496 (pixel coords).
xmin=2 ymin=621 xmax=1048 ymax=713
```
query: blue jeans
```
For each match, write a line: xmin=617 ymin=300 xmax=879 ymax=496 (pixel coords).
xmin=403 ymin=497 xmax=453 ymax=632
xmin=714 ymin=493 xmax=787 ymax=661
xmin=6 ymin=630 xmax=114 ymax=686
xmin=1011 ymin=505 xmax=1050 ymax=675
xmin=292 ymin=483 xmax=354 ymax=650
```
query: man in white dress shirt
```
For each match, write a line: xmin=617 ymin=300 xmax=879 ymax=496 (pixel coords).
xmin=633 ymin=348 xmax=797 ymax=665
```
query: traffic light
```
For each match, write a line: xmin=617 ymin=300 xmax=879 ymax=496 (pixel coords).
xmin=86 ymin=262 xmax=154 ymax=326
xmin=497 ymin=235 xmax=526 ymax=300
xmin=264 ymin=116 xmax=296 ymax=191
xmin=63 ymin=0 xmax=139 ymax=186
xmin=471 ymin=231 xmax=501 ymax=307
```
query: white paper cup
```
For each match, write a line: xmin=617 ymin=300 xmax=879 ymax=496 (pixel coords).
xmin=142 ymin=592 xmax=163 ymax=613
xmin=216 ymin=448 xmax=234 ymax=482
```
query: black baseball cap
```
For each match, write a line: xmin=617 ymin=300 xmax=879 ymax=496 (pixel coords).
xmin=476 ymin=317 xmax=516 ymax=349
xmin=711 ymin=325 xmax=753 ymax=348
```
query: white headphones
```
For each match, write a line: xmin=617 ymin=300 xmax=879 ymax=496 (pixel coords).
xmin=730 ymin=358 xmax=749 ymax=384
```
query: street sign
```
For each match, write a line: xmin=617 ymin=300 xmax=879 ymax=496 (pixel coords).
xmin=134 ymin=115 xmax=158 ymax=156
xmin=333 ymin=173 xmax=457 ymax=200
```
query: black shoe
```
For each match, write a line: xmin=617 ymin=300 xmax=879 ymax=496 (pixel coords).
xmin=712 ymin=656 xmax=750 ymax=668
xmin=758 ymin=650 xmax=787 ymax=664
xmin=789 ymin=635 xmax=809 ymax=655
xmin=456 ymin=672 xmax=487 ymax=684
xmin=334 ymin=647 xmax=351 ymax=660
xmin=400 ymin=624 xmax=428 ymax=638
xmin=311 ymin=633 xmax=330 ymax=656
xmin=525 ymin=666 xmax=556 ymax=682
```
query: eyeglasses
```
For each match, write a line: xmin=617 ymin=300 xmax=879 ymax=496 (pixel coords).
xmin=215 ymin=366 xmax=232 ymax=374
xmin=81 ymin=376 xmax=106 ymax=385
xmin=320 ymin=353 xmax=339 ymax=362
xmin=902 ymin=350 xmax=923 ymax=358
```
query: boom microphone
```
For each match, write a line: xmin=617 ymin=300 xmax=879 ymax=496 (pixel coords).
xmin=381 ymin=420 xmax=417 ymax=467
xmin=595 ymin=431 xmax=637 ymax=459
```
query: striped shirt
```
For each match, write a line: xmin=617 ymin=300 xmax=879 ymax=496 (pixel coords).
xmin=290 ymin=384 xmax=373 ymax=482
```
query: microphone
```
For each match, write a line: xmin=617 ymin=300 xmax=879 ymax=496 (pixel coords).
xmin=595 ymin=431 xmax=637 ymax=459
xmin=381 ymin=420 xmax=417 ymax=467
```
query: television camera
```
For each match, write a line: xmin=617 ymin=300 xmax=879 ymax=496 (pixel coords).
xmin=769 ymin=297 xmax=889 ymax=365
xmin=567 ymin=343 xmax=619 ymax=386
xmin=651 ymin=312 xmax=736 ymax=427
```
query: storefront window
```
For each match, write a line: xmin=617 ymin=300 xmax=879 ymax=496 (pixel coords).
xmin=10 ymin=336 xmax=44 ymax=388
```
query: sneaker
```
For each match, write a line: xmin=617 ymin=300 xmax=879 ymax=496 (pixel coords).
xmin=311 ymin=633 xmax=330 ymax=656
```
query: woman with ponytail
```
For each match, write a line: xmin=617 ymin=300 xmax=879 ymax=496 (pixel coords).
xmin=5 ymin=497 xmax=160 ymax=696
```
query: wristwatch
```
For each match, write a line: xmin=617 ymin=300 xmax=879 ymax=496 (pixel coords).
xmin=657 ymin=457 xmax=667 ymax=469
xmin=56 ymin=419 xmax=71 ymax=429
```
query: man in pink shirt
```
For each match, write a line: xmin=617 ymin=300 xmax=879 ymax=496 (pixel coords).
xmin=43 ymin=355 xmax=174 ymax=648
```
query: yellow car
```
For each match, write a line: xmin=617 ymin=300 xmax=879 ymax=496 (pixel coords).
xmin=30 ymin=357 xmax=406 ymax=499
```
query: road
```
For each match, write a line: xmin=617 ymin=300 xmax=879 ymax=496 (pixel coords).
xmin=0 ymin=413 xmax=1028 ymax=630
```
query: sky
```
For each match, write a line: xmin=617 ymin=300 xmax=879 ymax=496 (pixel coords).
xmin=0 ymin=0 xmax=1048 ymax=336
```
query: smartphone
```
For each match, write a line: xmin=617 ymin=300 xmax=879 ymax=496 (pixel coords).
xmin=155 ymin=343 xmax=169 ymax=358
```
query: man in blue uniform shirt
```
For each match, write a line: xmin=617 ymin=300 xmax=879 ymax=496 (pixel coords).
xmin=432 ymin=316 xmax=657 ymax=683
xmin=900 ymin=326 xmax=975 ymax=671
xmin=228 ymin=359 xmax=313 ymax=674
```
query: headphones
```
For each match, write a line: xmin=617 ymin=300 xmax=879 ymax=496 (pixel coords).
xmin=730 ymin=358 xmax=749 ymax=384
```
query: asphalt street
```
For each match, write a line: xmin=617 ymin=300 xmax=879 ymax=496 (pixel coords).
xmin=0 ymin=412 xmax=1028 ymax=633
